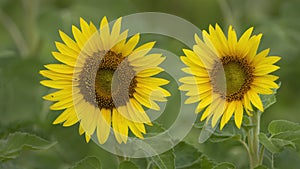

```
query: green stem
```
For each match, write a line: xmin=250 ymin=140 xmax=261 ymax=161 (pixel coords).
xmin=239 ymin=139 xmax=252 ymax=166
xmin=0 ymin=9 xmax=29 ymax=57
xmin=258 ymin=145 xmax=265 ymax=165
xmin=22 ymin=0 xmax=39 ymax=57
xmin=271 ymin=154 xmax=274 ymax=169
xmin=248 ymin=111 xmax=261 ymax=169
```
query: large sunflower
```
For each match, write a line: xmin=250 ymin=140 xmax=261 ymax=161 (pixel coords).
xmin=179 ymin=24 xmax=280 ymax=129
xmin=40 ymin=17 xmax=170 ymax=144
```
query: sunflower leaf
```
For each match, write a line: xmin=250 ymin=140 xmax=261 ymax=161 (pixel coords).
xmin=268 ymin=120 xmax=300 ymax=135
xmin=259 ymin=133 xmax=281 ymax=154
xmin=254 ymin=165 xmax=269 ymax=169
xmin=0 ymin=132 xmax=56 ymax=162
xmin=271 ymin=138 xmax=296 ymax=150
xmin=212 ymin=162 xmax=235 ymax=169
xmin=260 ymin=82 xmax=280 ymax=110
xmin=209 ymin=134 xmax=241 ymax=143
xmin=271 ymin=131 xmax=300 ymax=142
xmin=118 ymin=161 xmax=139 ymax=169
xmin=174 ymin=142 xmax=202 ymax=168
xmin=151 ymin=149 xmax=175 ymax=169
xmin=70 ymin=156 xmax=102 ymax=169
xmin=199 ymin=155 xmax=215 ymax=169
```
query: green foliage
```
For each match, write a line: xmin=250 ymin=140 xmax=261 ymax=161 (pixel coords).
xmin=260 ymin=119 xmax=300 ymax=154
xmin=212 ymin=162 xmax=235 ymax=169
xmin=174 ymin=142 xmax=201 ymax=168
xmin=260 ymin=83 xmax=279 ymax=110
xmin=0 ymin=132 xmax=56 ymax=162
xmin=118 ymin=161 xmax=139 ymax=169
xmin=70 ymin=156 xmax=102 ymax=169
xmin=254 ymin=165 xmax=268 ymax=169
xmin=151 ymin=149 xmax=175 ymax=169
xmin=269 ymin=120 xmax=300 ymax=142
xmin=259 ymin=133 xmax=282 ymax=154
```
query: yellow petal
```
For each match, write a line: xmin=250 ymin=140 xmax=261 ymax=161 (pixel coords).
xmin=40 ymin=80 xmax=72 ymax=89
xmin=127 ymin=120 xmax=144 ymax=138
xmin=63 ymin=111 xmax=79 ymax=127
xmin=112 ymin=109 xmax=127 ymax=144
xmin=247 ymin=90 xmax=264 ymax=112
xmin=99 ymin=16 xmax=111 ymax=50
xmin=53 ymin=107 xmax=74 ymax=124
xmin=131 ymin=41 xmax=156 ymax=57
xmin=80 ymin=17 xmax=92 ymax=38
xmin=137 ymin=77 xmax=169 ymax=86
xmin=59 ymin=30 xmax=80 ymax=53
xmin=55 ymin=40 xmax=80 ymax=58
xmin=253 ymin=65 xmax=280 ymax=76
xmin=52 ymin=52 xmax=77 ymax=66
xmin=40 ymin=70 xmax=73 ymax=81
xmin=234 ymin=101 xmax=243 ymax=128
xmin=97 ymin=108 xmax=111 ymax=144
xmin=251 ymin=48 xmax=270 ymax=64
xmin=50 ymin=96 xmax=74 ymax=110
xmin=44 ymin=64 xmax=74 ymax=74
xmin=131 ymin=54 xmax=165 ymax=69
xmin=243 ymin=94 xmax=253 ymax=112
xmin=211 ymin=98 xmax=226 ymax=127
xmin=122 ymin=34 xmax=140 ymax=56
xmin=136 ymin=67 xmax=163 ymax=77
xmin=182 ymin=49 xmax=204 ymax=67
xmin=111 ymin=29 xmax=128 ymax=53
xmin=80 ymin=105 xmax=98 ymax=135
xmin=195 ymin=96 xmax=212 ymax=113
xmin=247 ymin=34 xmax=262 ymax=58
xmin=128 ymin=100 xmax=152 ymax=124
xmin=179 ymin=76 xmax=210 ymax=84
xmin=238 ymin=27 xmax=253 ymax=49
xmin=227 ymin=25 xmax=237 ymax=56
xmin=72 ymin=25 xmax=86 ymax=50
xmin=42 ymin=88 xmax=72 ymax=101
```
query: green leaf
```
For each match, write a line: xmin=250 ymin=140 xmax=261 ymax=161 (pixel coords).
xmin=71 ymin=156 xmax=102 ymax=169
xmin=144 ymin=122 xmax=166 ymax=137
xmin=151 ymin=149 xmax=175 ymax=169
xmin=272 ymin=130 xmax=300 ymax=141
xmin=258 ymin=133 xmax=280 ymax=154
xmin=259 ymin=132 xmax=297 ymax=154
xmin=260 ymin=83 xmax=279 ymax=110
xmin=268 ymin=120 xmax=300 ymax=135
xmin=209 ymin=134 xmax=241 ymax=143
xmin=0 ymin=132 xmax=56 ymax=161
xmin=199 ymin=155 xmax=215 ymax=169
xmin=212 ymin=162 xmax=235 ymax=169
xmin=174 ymin=142 xmax=201 ymax=168
xmin=118 ymin=161 xmax=139 ymax=169
xmin=254 ymin=165 xmax=269 ymax=169
xmin=271 ymin=138 xmax=296 ymax=150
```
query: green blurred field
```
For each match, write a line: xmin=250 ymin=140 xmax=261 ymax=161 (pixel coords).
xmin=0 ymin=0 xmax=299 ymax=168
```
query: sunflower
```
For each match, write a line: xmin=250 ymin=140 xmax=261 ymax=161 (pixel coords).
xmin=179 ymin=24 xmax=280 ymax=129
xmin=40 ymin=17 xmax=170 ymax=144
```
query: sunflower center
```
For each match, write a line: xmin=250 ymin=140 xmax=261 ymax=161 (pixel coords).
xmin=224 ymin=62 xmax=246 ymax=95
xmin=95 ymin=69 xmax=114 ymax=95
xmin=78 ymin=50 xmax=137 ymax=110
xmin=211 ymin=56 xmax=254 ymax=102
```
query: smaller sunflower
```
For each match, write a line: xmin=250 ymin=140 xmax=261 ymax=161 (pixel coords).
xmin=40 ymin=17 xmax=170 ymax=144
xmin=179 ymin=24 xmax=280 ymax=129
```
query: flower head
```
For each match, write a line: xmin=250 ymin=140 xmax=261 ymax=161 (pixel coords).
xmin=180 ymin=24 xmax=280 ymax=129
xmin=40 ymin=17 xmax=170 ymax=144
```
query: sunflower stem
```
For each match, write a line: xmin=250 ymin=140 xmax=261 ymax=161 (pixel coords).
xmin=258 ymin=145 xmax=265 ymax=165
xmin=248 ymin=111 xmax=261 ymax=169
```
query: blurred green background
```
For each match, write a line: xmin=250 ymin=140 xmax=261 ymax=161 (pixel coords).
xmin=0 ymin=0 xmax=299 ymax=168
